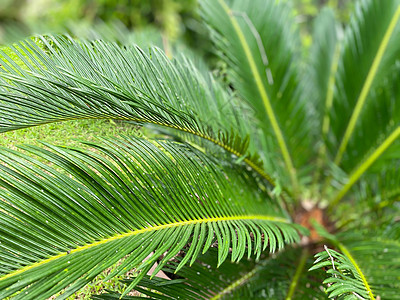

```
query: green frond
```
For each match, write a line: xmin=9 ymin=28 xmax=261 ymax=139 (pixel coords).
xmin=329 ymin=0 xmax=400 ymax=166
xmin=0 ymin=137 xmax=301 ymax=299
xmin=311 ymin=233 xmax=400 ymax=299
xmin=331 ymin=170 xmax=400 ymax=237
xmin=311 ymin=247 xmax=372 ymax=299
xmin=331 ymin=127 xmax=400 ymax=206
xmin=96 ymin=247 xmax=325 ymax=300
xmin=384 ymin=221 xmax=400 ymax=240
xmin=200 ymin=0 xmax=312 ymax=191
xmin=334 ymin=60 xmax=400 ymax=172
xmin=303 ymin=7 xmax=340 ymax=191
xmin=1 ymin=1 xmax=400 ymax=299
xmin=330 ymin=81 xmax=400 ymax=206
xmin=0 ymin=35 xmax=276 ymax=187
xmin=303 ymin=7 xmax=339 ymax=133
xmin=323 ymin=0 xmax=400 ymax=203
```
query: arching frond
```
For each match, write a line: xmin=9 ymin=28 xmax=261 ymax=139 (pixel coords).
xmin=330 ymin=66 xmax=400 ymax=205
xmin=312 ymin=247 xmax=372 ymax=299
xmin=303 ymin=7 xmax=340 ymax=191
xmin=95 ymin=247 xmax=325 ymax=300
xmin=303 ymin=7 xmax=339 ymax=133
xmin=0 ymin=137 xmax=301 ymax=299
xmin=324 ymin=0 xmax=400 ymax=205
xmin=200 ymin=0 xmax=311 ymax=191
xmin=329 ymin=0 xmax=400 ymax=166
xmin=311 ymin=234 xmax=400 ymax=299
xmin=0 ymin=35 xmax=276 ymax=187
xmin=332 ymin=166 xmax=400 ymax=231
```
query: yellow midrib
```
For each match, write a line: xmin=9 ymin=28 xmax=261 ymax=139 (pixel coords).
xmin=217 ymin=0 xmax=298 ymax=193
xmin=338 ymin=243 xmax=375 ymax=300
xmin=331 ymin=126 xmax=400 ymax=207
xmin=0 ymin=214 xmax=289 ymax=282
xmin=334 ymin=5 xmax=400 ymax=166
xmin=4 ymin=112 xmax=277 ymax=187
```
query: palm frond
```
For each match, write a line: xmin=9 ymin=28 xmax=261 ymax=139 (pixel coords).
xmin=303 ymin=7 xmax=340 ymax=191
xmin=329 ymin=0 xmax=400 ymax=167
xmin=312 ymin=247 xmax=372 ymax=299
xmin=95 ymin=247 xmax=325 ymax=300
xmin=332 ymin=166 xmax=400 ymax=231
xmin=330 ymin=64 xmax=400 ymax=205
xmin=0 ymin=137 xmax=301 ymax=299
xmin=0 ymin=35 xmax=276 ymax=187
xmin=311 ymin=233 xmax=400 ymax=299
xmin=200 ymin=0 xmax=311 ymax=191
xmin=303 ymin=7 xmax=339 ymax=133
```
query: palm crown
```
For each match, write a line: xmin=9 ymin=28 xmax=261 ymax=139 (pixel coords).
xmin=0 ymin=0 xmax=399 ymax=299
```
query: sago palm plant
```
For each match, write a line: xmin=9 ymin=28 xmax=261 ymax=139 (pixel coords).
xmin=0 ymin=0 xmax=399 ymax=299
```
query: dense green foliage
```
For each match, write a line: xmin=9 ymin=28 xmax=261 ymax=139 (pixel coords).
xmin=0 ymin=0 xmax=400 ymax=299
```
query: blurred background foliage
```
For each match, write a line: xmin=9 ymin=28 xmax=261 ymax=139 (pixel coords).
xmin=0 ymin=0 xmax=199 ymax=48
xmin=1 ymin=0 xmax=353 ymax=50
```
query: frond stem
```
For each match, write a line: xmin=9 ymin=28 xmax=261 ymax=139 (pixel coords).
xmin=330 ymin=126 xmax=400 ymax=208
xmin=285 ymin=248 xmax=308 ymax=300
xmin=2 ymin=114 xmax=278 ymax=188
xmin=218 ymin=0 xmax=299 ymax=194
xmin=333 ymin=5 xmax=400 ymax=166
xmin=0 ymin=214 xmax=289 ymax=283
xmin=210 ymin=261 xmax=263 ymax=300
xmin=337 ymin=243 xmax=375 ymax=300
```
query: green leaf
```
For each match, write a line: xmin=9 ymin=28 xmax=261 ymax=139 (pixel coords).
xmin=0 ymin=35 xmax=276 ymax=188
xmin=0 ymin=137 xmax=300 ymax=298
xmin=200 ymin=0 xmax=311 ymax=191
xmin=312 ymin=233 xmax=400 ymax=299
xmin=303 ymin=7 xmax=339 ymax=134
xmin=330 ymin=0 xmax=400 ymax=166
xmin=95 ymin=247 xmax=325 ymax=300
xmin=326 ymin=0 xmax=400 ymax=204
